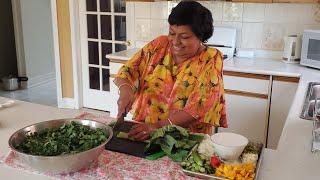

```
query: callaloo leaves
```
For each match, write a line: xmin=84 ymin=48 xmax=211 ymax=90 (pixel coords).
xmin=15 ymin=121 xmax=108 ymax=156
xmin=145 ymin=125 xmax=204 ymax=162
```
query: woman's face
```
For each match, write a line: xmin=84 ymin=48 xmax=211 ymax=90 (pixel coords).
xmin=168 ymin=25 xmax=202 ymax=60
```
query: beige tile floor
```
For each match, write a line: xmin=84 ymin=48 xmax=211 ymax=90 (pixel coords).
xmin=0 ymin=80 xmax=110 ymax=118
xmin=0 ymin=80 xmax=58 ymax=107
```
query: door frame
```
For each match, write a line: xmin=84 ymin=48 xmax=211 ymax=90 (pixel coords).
xmin=51 ymin=0 xmax=83 ymax=109
xmin=11 ymin=0 xmax=26 ymax=77
xmin=11 ymin=0 xmax=83 ymax=109
xmin=67 ymin=0 xmax=83 ymax=109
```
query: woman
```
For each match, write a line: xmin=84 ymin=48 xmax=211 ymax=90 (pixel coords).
xmin=114 ymin=1 xmax=227 ymax=141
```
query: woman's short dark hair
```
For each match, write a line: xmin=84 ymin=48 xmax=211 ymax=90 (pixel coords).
xmin=168 ymin=1 xmax=213 ymax=43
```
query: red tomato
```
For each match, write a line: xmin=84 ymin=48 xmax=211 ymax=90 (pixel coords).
xmin=210 ymin=156 xmax=221 ymax=167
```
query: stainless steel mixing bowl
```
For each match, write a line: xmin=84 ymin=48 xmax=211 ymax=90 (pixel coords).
xmin=8 ymin=118 xmax=113 ymax=174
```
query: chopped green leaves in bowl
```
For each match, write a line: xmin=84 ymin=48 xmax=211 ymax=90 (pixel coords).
xmin=14 ymin=121 xmax=108 ymax=156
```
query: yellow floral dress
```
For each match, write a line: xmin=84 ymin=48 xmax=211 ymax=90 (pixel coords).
xmin=116 ymin=36 xmax=227 ymax=134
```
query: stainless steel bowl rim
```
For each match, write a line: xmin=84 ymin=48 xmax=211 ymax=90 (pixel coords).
xmin=8 ymin=118 xmax=113 ymax=158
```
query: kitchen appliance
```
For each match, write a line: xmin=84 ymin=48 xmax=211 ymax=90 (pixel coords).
xmin=282 ymin=35 xmax=302 ymax=63
xmin=8 ymin=119 xmax=113 ymax=173
xmin=300 ymin=30 xmax=320 ymax=69
xmin=1 ymin=75 xmax=28 ymax=91
xmin=206 ymin=27 xmax=237 ymax=60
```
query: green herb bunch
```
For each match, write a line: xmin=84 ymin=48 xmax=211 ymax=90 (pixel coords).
xmin=145 ymin=125 xmax=204 ymax=162
xmin=15 ymin=121 xmax=108 ymax=156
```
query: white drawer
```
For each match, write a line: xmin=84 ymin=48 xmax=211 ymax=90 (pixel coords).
xmin=110 ymin=62 xmax=125 ymax=75
xmin=224 ymin=73 xmax=270 ymax=94
xmin=109 ymin=77 xmax=119 ymax=118
xmin=109 ymin=77 xmax=134 ymax=120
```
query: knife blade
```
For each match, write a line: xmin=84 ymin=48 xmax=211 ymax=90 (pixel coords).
xmin=113 ymin=111 xmax=127 ymax=131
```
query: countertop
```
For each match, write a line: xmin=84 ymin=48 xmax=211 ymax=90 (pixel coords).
xmin=0 ymin=100 xmax=102 ymax=179
xmin=107 ymin=48 xmax=140 ymax=61
xmin=107 ymin=49 xmax=320 ymax=179
xmin=1 ymin=50 xmax=320 ymax=179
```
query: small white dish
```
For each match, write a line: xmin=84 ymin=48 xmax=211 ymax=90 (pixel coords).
xmin=211 ymin=132 xmax=248 ymax=161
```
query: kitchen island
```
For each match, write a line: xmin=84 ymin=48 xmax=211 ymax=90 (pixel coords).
xmin=225 ymin=58 xmax=320 ymax=180
xmin=0 ymin=99 xmax=103 ymax=179
xmin=107 ymin=49 xmax=320 ymax=180
xmin=1 ymin=54 xmax=320 ymax=179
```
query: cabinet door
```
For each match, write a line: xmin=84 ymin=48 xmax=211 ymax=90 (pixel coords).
xmin=272 ymin=0 xmax=317 ymax=3
xmin=220 ymin=94 xmax=269 ymax=144
xmin=232 ymin=0 xmax=272 ymax=2
xmin=109 ymin=61 xmax=134 ymax=120
xmin=109 ymin=77 xmax=119 ymax=118
xmin=268 ymin=79 xmax=298 ymax=149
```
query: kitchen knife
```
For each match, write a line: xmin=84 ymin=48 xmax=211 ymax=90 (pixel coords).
xmin=113 ymin=111 xmax=126 ymax=130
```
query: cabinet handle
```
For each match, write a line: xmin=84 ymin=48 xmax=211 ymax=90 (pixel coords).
xmin=225 ymin=89 xmax=268 ymax=99
xmin=224 ymin=70 xmax=269 ymax=80
xmin=126 ymin=40 xmax=131 ymax=47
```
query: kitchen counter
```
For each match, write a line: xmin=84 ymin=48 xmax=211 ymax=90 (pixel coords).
xmin=1 ymin=50 xmax=320 ymax=179
xmin=0 ymin=98 xmax=277 ymax=180
xmin=107 ymin=48 xmax=140 ymax=61
xmin=227 ymin=58 xmax=320 ymax=180
xmin=0 ymin=99 xmax=104 ymax=179
xmin=107 ymin=49 xmax=320 ymax=179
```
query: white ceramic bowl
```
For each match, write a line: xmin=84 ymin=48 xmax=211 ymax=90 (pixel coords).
xmin=211 ymin=132 xmax=248 ymax=161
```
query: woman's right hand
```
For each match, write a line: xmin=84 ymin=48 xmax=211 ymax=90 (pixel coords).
xmin=117 ymin=84 xmax=134 ymax=118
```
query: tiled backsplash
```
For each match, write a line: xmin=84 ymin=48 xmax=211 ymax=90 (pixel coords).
xmin=126 ymin=1 xmax=320 ymax=54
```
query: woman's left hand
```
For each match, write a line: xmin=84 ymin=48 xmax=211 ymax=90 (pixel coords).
xmin=128 ymin=123 xmax=159 ymax=141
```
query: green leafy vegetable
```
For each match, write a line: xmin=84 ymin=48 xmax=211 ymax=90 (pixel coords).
xmin=15 ymin=121 xmax=109 ymax=156
xmin=242 ymin=142 xmax=262 ymax=155
xmin=181 ymin=146 xmax=215 ymax=174
xmin=145 ymin=125 xmax=204 ymax=162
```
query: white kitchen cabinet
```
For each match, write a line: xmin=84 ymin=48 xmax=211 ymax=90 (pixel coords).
xmin=220 ymin=93 xmax=269 ymax=144
xmin=224 ymin=73 xmax=270 ymax=94
xmin=220 ymin=71 xmax=270 ymax=144
xmin=109 ymin=77 xmax=119 ymax=118
xmin=267 ymin=77 xmax=299 ymax=149
xmin=109 ymin=61 xmax=134 ymax=120
xmin=110 ymin=76 xmax=134 ymax=120
xmin=109 ymin=61 xmax=123 ymax=118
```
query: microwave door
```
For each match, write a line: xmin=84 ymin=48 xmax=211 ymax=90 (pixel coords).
xmin=301 ymin=31 xmax=320 ymax=69
xmin=307 ymin=39 xmax=320 ymax=61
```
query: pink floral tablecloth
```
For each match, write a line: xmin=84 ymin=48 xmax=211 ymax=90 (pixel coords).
xmin=0 ymin=112 xmax=196 ymax=180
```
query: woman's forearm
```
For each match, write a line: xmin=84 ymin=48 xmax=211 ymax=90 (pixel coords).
xmin=156 ymin=110 xmax=196 ymax=128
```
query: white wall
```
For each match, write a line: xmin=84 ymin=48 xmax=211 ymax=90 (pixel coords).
xmin=127 ymin=1 xmax=320 ymax=57
xmin=0 ymin=0 xmax=18 ymax=78
xmin=20 ymin=0 xmax=55 ymax=87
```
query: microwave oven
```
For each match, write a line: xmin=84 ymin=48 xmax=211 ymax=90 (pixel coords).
xmin=300 ymin=30 xmax=320 ymax=69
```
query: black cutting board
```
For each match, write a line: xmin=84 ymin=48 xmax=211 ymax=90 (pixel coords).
xmin=105 ymin=121 xmax=159 ymax=158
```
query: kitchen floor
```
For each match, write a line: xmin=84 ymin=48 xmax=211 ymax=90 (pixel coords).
xmin=0 ymin=80 xmax=109 ymax=117
xmin=0 ymin=80 xmax=57 ymax=107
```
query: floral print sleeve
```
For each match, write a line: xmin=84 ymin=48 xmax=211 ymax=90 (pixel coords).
xmin=115 ymin=46 xmax=147 ymax=86
xmin=116 ymin=36 xmax=169 ymax=87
